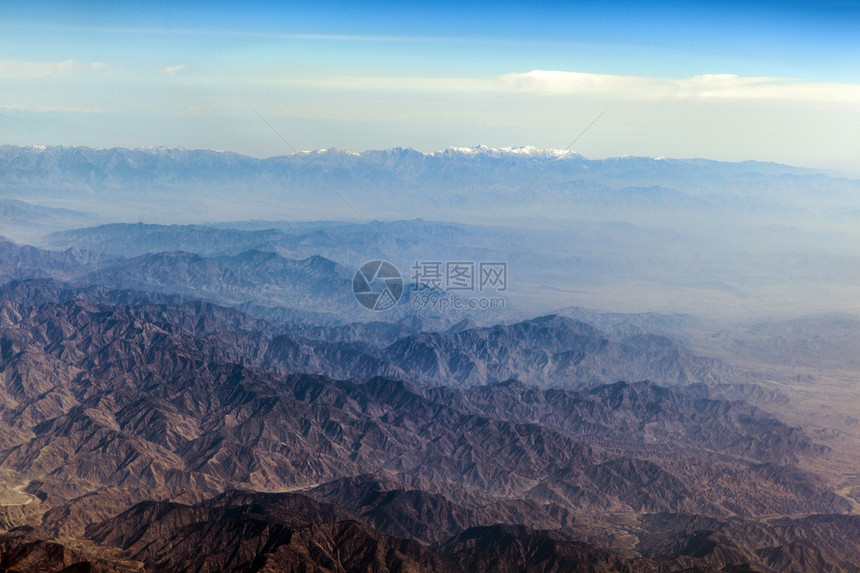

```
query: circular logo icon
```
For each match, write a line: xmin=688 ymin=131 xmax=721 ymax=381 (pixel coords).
xmin=353 ymin=260 xmax=403 ymax=311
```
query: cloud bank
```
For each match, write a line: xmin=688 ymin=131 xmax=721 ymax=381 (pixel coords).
xmin=499 ymin=70 xmax=860 ymax=104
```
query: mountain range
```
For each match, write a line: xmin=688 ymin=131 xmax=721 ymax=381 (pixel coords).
xmin=3 ymin=146 xmax=860 ymax=571
xmin=0 ymin=278 xmax=856 ymax=571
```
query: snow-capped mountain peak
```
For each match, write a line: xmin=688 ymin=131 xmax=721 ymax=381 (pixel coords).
xmin=435 ymin=145 xmax=580 ymax=159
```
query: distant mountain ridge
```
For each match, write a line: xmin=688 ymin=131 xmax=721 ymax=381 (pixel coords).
xmin=4 ymin=141 xmax=860 ymax=318
xmin=1 ymin=143 xmax=819 ymax=174
xmin=1 ymin=144 xmax=846 ymax=229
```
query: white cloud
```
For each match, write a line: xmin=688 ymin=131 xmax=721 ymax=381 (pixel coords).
xmin=498 ymin=70 xmax=655 ymax=95
xmin=500 ymin=70 xmax=860 ymax=104
xmin=163 ymin=64 xmax=186 ymax=76
xmin=0 ymin=59 xmax=106 ymax=79
xmin=271 ymin=70 xmax=860 ymax=107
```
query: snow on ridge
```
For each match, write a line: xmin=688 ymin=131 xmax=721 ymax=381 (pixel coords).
xmin=282 ymin=145 xmax=579 ymax=160
xmin=3 ymin=144 xmax=658 ymax=163
xmin=137 ymin=145 xmax=185 ymax=153
xmin=292 ymin=145 xmax=582 ymax=159
xmin=432 ymin=145 xmax=581 ymax=159
xmin=296 ymin=147 xmax=361 ymax=156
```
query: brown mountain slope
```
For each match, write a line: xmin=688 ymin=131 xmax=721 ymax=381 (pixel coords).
xmin=85 ymin=491 xmax=656 ymax=573
xmin=0 ymin=283 xmax=855 ymax=571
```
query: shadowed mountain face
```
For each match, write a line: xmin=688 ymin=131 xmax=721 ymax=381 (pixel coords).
xmin=0 ymin=279 xmax=857 ymax=571
xmin=81 ymin=250 xmax=354 ymax=311
xmin=79 ymin=492 xmax=860 ymax=573
xmin=84 ymin=491 xmax=659 ymax=573
xmin=0 ymin=278 xmax=730 ymax=390
xmin=381 ymin=315 xmax=729 ymax=387
xmin=0 ymin=295 xmax=802 ymax=510
xmin=0 ymin=238 xmax=363 ymax=324
xmin=0 ymin=239 xmax=108 ymax=284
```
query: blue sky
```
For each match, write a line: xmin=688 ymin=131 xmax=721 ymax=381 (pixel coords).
xmin=1 ymin=1 xmax=858 ymax=172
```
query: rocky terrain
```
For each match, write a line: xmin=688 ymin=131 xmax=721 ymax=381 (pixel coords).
xmin=0 ymin=277 xmax=857 ymax=571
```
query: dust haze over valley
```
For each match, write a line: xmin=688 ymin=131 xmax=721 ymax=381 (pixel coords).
xmin=4 ymin=0 xmax=860 ymax=570
xmin=5 ymin=144 xmax=860 ymax=318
